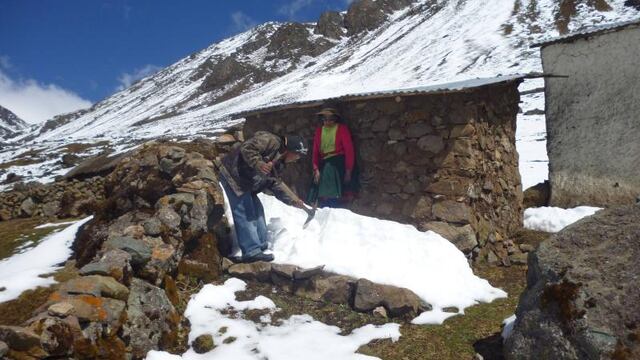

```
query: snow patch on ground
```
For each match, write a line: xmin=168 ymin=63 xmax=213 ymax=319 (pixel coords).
xmin=523 ymin=206 xmax=601 ymax=232
xmin=146 ymin=277 xmax=401 ymax=360
xmin=0 ymin=216 xmax=92 ymax=303
xmin=258 ymin=194 xmax=506 ymax=325
xmin=34 ymin=220 xmax=81 ymax=229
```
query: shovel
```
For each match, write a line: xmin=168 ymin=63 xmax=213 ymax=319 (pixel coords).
xmin=279 ymin=182 xmax=316 ymax=228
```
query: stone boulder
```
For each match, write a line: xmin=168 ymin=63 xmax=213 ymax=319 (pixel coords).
xmin=354 ymin=278 xmax=430 ymax=317
xmin=314 ymin=11 xmax=345 ymax=39
xmin=344 ymin=0 xmax=414 ymax=35
xmin=523 ymin=181 xmax=550 ymax=208
xmin=228 ymin=262 xmax=272 ymax=282
xmin=123 ymin=278 xmax=180 ymax=358
xmin=422 ymin=221 xmax=478 ymax=254
xmin=504 ymin=206 xmax=640 ymax=359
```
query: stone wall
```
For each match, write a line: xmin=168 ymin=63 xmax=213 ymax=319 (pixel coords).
xmin=0 ymin=140 xmax=234 ymax=359
xmin=243 ymin=81 xmax=524 ymax=263
xmin=542 ymin=24 xmax=640 ymax=207
xmin=0 ymin=177 xmax=105 ymax=221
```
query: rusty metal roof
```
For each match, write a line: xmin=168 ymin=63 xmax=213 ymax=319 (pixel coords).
xmin=234 ymin=73 xmax=543 ymax=118
xmin=532 ymin=18 xmax=640 ymax=48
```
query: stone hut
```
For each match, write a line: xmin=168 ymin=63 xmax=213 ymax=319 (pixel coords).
xmin=237 ymin=75 xmax=531 ymax=262
xmin=536 ymin=20 xmax=640 ymax=207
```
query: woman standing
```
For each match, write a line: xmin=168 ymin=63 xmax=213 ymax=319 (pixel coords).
xmin=308 ymin=107 xmax=358 ymax=208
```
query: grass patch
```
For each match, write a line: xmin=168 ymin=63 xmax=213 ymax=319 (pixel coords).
xmin=0 ymin=218 xmax=81 ymax=326
xmin=61 ymin=141 xmax=111 ymax=154
xmin=0 ymin=218 xmax=62 ymax=260
xmin=0 ymin=261 xmax=78 ymax=326
xmin=0 ymin=158 xmax=42 ymax=170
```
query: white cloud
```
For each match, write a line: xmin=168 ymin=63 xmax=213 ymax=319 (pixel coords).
xmin=231 ymin=11 xmax=257 ymax=32
xmin=116 ymin=64 xmax=161 ymax=91
xmin=0 ymin=68 xmax=92 ymax=124
xmin=278 ymin=0 xmax=314 ymax=18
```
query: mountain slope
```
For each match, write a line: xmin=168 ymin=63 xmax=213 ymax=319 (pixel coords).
xmin=0 ymin=105 xmax=28 ymax=140
xmin=1 ymin=0 xmax=638 ymax=188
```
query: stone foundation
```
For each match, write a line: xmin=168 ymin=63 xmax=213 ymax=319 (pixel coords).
xmin=0 ymin=177 xmax=105 ymax=221
xmin=243 ymin=81 xmax=524 ymax=263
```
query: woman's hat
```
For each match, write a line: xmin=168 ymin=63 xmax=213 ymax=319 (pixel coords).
xmin=315 ymin=107 xmax=340 ymax=118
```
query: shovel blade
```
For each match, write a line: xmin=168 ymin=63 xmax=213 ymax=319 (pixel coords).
xmin=302 ymin=208 xmax=316 ymax=229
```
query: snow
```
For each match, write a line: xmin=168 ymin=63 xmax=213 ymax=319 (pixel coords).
xmin=0 ymin=216 xmax=92 ymax=303
xmin=34 ymin=220 xmax=80 ymax=229
xmin=516 ymin=79 xmax=549 ymax=189
xmin=146 ymin=277 xmax=401 ymax=360
xmin=249 ymin=193 xmax=507 ymax=325
xmin=523 ymin=206 xmax=601 ymax=232
xmin=501 ymin=314 xmax=516 ymax=340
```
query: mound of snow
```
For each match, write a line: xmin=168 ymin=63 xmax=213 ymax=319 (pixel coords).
xmin=242 ymin=194 xmax=506 ymax=324
xmin=147 ymin=277 xmax=400 ymax=360
xmin=0 ymin=216 xmax=92 ymax=303
xmin=523 ymin=206 xmax=601 ymax=232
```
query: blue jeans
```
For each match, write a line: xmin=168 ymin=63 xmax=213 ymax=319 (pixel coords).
xmin=220 ymin=177 xmax=268 ymax=258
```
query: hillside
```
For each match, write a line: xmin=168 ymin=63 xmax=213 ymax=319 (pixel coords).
xmin=0 ymin=105 xmax=28 ymax=140
xmin=0 ymin=0 xmax=638 ymax=187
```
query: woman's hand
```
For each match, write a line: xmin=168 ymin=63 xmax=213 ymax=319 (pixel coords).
xmin=313 ymin=169 xmax=320 ymax=184
xmin=344 ymin=170 xmax=352 ymax=184
xmin=259 ymin=161 xmax=273 ymax=174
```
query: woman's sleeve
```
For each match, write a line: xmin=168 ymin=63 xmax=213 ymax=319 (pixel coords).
xmin=340 ymin=124 xmax=355 ymax=172
xmin=312 ymin=126 xmax=322 ymax=171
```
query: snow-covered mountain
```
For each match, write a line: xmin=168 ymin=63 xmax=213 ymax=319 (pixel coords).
xmin=0 ymin=105 xmax=28 ymax=140
xmin=2 ymin=0 xmax=638 ymax=186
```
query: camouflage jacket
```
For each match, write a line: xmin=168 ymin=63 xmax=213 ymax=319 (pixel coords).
xmin=217 ymin=131 xmax=295 ymax=205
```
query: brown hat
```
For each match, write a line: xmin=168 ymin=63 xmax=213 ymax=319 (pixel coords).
xmin=315 ymin=107 xmax=340 ymax=117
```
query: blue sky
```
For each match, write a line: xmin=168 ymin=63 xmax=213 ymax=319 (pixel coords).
xmin=0 ymin=0 xmax=352 ymax=123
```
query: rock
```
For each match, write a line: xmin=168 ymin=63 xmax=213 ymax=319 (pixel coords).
xmin=432 ymin=200 xmax=473 ymax=224
xmin=123 ymin=278 xmax=180 ymax=358
xmin=0 ymin=325 xmax=46 ymax=357
xmin=293 ymin=265 xmax=325 ymax=280
xmin=417 ymin=135 xmax=444 ymax=154
xmin=192 ymin=334 xmax=215 ymax=354
xmin=486 ymin=250 xmax=500 ymax=265
xmin=143 ymin=217 xmax=163 ymax=236
xmin=373 ymin=306 xmax=388 ymax=318
xmin=426 ymin=179 xmax=471 ymax=196
xmin=157 ymin=206 xmax=182 ymax=229
xmin=314 ymin=11 xmax=344 ymax=39
xmin=140 ymin=243 xmax=180 ymax=285
xmin=45 ymin=293 xmax=126 ymax=331
xmin=2 ymin=172 xmax=24 ymax=184
xmin=228 ymin=262 xmax=272 ymax=282
xmin=422 ymin=221 xmax=478 ymax=254
xmin=42 ymin=201 xmax=60 ymax=218
xmin=270 ymin=262 xmax=295 ymax=276
xmin=48 ymin=302 xmax=74 ymax=317
xmin=214 ymin=133 xmax=237 ymax=144
xmin=509 ymin=253 xmax=528 ymax=265
xmin=504 ymin=206 xmax=640 ymax=359
xmin=27 ymin=316 xmax=74 ymax=356
xmin=61 ymin=153 xmax=81 ymax=167
xmin=523 ymin=181 xmax=550 ymax=208
xmin=295 ymin=275 xmax=355 ymax=304
xmin=406 ymin=122 xmax=433 ymax=138
xmin=519 ymin=243 xmax=535 ymax=253
xmin=59 ymin=275 xmax=130 ymax=301
xmin=64 ymin=152 xmax=128 ymax=180
xmin=221 ymin=257 xmax=235 ymax=272
xmin=79 ymin=249 xmax=133 ymax=285
xmin=353 ymin=279 xmax=430 ymax=317
xmin=103 ymin=236 xmax=152 ymax=266
xmin=178 ymin=259 xmax=217 ymax=282
xmin=20 ymin=197 xmax=36 ymax=217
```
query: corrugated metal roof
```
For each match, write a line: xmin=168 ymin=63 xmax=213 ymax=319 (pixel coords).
xmin=234 ymin=73 xmax=542 ymax=118
xmin=532 ymin=18 xmax=640 ymax=48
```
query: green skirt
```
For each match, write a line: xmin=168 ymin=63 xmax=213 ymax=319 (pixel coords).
xmin=307 ymin=155 xmax=359 ymax=205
